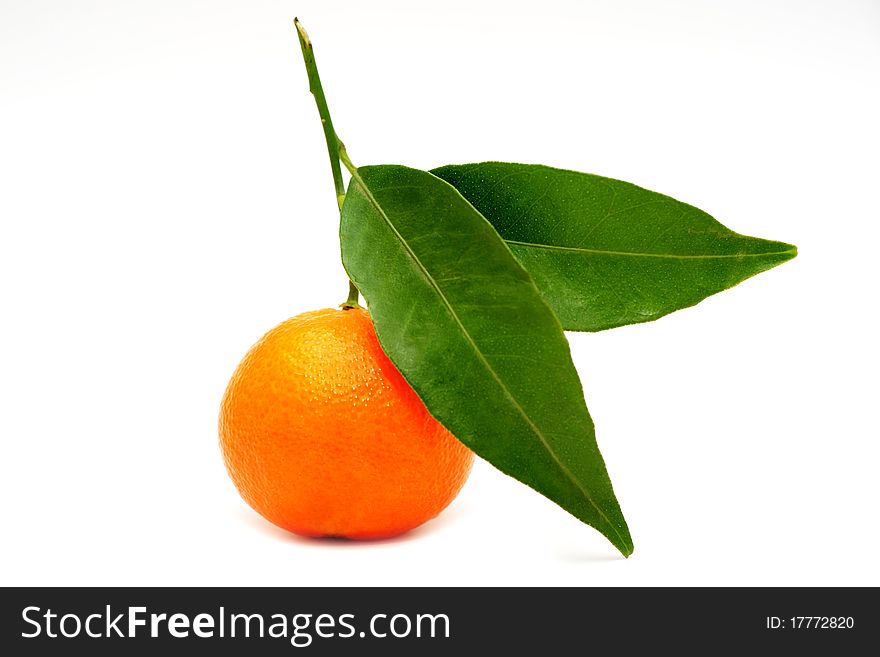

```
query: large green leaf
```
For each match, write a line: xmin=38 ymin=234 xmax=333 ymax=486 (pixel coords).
xmin=341 ymin=164 xmax=633 ymax=556
xmin=432 ymin=162 xmax=797 ymax=332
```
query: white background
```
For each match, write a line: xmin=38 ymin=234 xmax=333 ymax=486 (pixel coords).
xmin=1 ymin=0 xmax=878 ymax=586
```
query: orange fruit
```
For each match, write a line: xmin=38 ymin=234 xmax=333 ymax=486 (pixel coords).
xmin=219 ymin=307 xmax=474 ymax=539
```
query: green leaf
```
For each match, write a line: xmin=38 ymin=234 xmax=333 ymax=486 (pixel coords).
xmin=432 ymin=162 xmax=797 ymax=332
xmin=341 ymin=164 xmax=633 ymax=556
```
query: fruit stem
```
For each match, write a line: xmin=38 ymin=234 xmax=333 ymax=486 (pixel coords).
xmin=294 ymin=18 xmax=361 ymax=308
xmin=342 ymin=280 xmax=361 ymax=310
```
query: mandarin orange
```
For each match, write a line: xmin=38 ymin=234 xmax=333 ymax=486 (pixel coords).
xmin=219 ymin=307 xmax=473 ymax=539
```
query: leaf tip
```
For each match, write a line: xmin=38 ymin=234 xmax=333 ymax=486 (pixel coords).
xmin=603 ymin=519 xmax=634 ymax=558
xmin=767 ymin=242 xmax=798 ymax=270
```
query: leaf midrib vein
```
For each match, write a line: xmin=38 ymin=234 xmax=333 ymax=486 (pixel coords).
xmin=506 ymin=240 xmax=795 ymax=260
xmin=351 ymin=172 xmax=624 ymax=546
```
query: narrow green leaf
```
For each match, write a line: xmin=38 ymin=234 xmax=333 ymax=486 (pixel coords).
xmin=432 ymin=162 xmax=797 ymax=332
xmin=341 ymin=164 xmax=633 ymax=556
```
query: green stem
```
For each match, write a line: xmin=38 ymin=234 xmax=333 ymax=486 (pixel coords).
xmin=338 ymin=141 xmax=358 ymax=178
xmin=295 ymin=18 xmax=345 ymax=210
xmin=342 ymin=280 xmax=361 ymax=310
xmin=294 ymin=18 xmax=360 ymax=307
xmin=338 ymin=141 xmax=369 ymax=206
